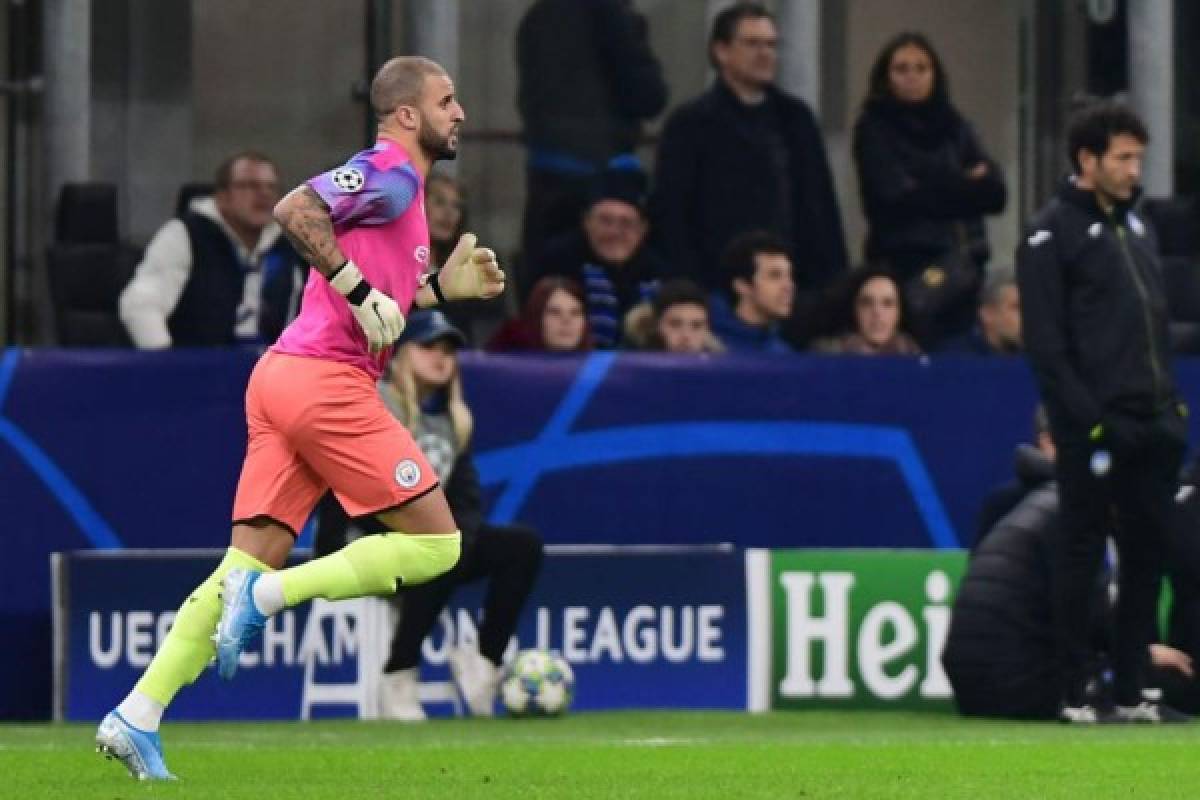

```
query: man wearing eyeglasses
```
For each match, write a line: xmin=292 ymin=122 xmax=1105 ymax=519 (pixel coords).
xmin=651 ymin=2 xmax=847 ymax=349
xmin=119 ymin=151 xmax=305 ymax=348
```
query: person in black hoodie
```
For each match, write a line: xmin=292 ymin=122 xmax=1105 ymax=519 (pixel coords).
xmin=651 ymin=2 xmax=846 ymax=348
xmin=1017 ymin=101 xmax=1189 ymax=723
xmin=516 ymin=0 xmax=667 ymax=268
xmin=853 ymin=32 xmax=1006 ymax=346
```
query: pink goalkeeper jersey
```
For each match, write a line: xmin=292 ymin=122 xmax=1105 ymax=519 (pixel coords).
xmin=272 ymin=138 xmax=430 ymax=379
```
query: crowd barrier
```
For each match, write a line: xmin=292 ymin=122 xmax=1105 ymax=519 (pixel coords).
xmin=54 ymin=546 xmax=965 ymax=720
xmin=7 ymin=348 xmax=1200 ymax=718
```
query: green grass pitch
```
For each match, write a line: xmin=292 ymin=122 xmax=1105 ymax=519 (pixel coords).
xmin=5 ymin=711 xmax=1200 ymax=799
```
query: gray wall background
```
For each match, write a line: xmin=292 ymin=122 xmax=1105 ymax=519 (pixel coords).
xmin=0 ymin=2 xmax=9 ymax=331
xmin=63 ymin=0 xmax=1023 ymax=276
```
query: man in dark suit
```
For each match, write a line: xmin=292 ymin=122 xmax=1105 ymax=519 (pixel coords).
xmin=650 ymin=2 xmax=846 ymax=348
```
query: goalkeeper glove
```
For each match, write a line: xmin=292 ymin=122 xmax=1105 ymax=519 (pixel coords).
xmin=328 ymin=260 xmax=405 ymax=354
xmin=433 ymin=233 xmax=506 ymax=301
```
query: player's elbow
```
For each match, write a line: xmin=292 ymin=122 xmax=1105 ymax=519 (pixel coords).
xmin=273 ymin=192 xmax=299 ymax=228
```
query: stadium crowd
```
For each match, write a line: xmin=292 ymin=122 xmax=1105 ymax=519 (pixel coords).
xmin=60 ymin=3 xmax=1038 ymax=360
xmin=64 ymin=4 xmax=1193 ymax=366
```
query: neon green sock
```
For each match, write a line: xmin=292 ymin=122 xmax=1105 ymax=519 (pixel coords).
xmin=280 ymin=531 xmax=461 ymax=606
xmin=135 ymin=547 xmax=274 ymax=706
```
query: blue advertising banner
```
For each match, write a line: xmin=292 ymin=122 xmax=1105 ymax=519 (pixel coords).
xmin=9 ymin=348 xmax=1200 ymax=718
xmin=56 ymin=546 xmax=746 ymax=721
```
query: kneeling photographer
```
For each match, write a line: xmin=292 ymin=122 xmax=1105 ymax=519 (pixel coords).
xmin=943 ymin=407 xmax=1199 ymax=721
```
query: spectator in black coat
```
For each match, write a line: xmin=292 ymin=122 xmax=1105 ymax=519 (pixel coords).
xmin=650 ymin=2 xmax=847 ymax=348
xmin=516 ymin=0 xmax=667 ymax=269
xmin=853 ymin=32 xmax=1006 ymax=346
xmin=525 ymin=168 xmax=665 ymax=348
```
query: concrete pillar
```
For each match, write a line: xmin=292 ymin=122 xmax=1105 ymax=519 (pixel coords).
xmin=403 ymin=0 xmax=459 ymax=79
xmin=123 ymin=0 xmax=192 ymax=243
xmin=776 ymin=0 xmax=821 ymax=112
xmin=1127 ymin=0 xmax=1174 ymax=196
xmin=705 ymin=0 xmax=739 ymax=28
xmin=705 ymin=0 xmax=738 ymax=81
xmin=402 ymin=0 xmax=459 ymax=173
xmin=42 ymin=0 xmax=91 ymax=229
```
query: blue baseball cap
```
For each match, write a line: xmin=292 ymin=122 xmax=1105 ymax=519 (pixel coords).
xmin=397 ymin=309 xmax=466 ymax=347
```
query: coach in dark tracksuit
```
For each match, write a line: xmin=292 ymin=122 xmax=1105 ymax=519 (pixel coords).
xmin=1016 ymin=102 xmax=1188 ymax=719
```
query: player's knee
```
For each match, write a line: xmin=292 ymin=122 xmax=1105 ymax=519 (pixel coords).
xmin=403 ymin=530 xmax=461 ymax=585
xmin=422 ymin=532 xmax=458 ymax=582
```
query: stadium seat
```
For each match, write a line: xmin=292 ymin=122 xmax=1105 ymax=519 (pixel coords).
xmin=175 ymin=182 xmax=214 ymax=218
xmin=54 ymin=183 xmax=119 ymax=245
xmin=1142 ymin=196 xmax=1197 ymax=259
xmin=47 ymin=182 xmax=141 ymax=346
xmin=46 ymin=243 xmax=138 ymax=346
xmin=1163 ymin=256 xmax=1200 ymax=322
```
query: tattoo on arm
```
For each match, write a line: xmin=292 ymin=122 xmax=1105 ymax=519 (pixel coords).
xmin=274 ymin=186 xmax=347 ymax=278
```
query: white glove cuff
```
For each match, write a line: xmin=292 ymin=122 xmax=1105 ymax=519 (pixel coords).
xmin=328 ymin=260 xmax=365 ymax=297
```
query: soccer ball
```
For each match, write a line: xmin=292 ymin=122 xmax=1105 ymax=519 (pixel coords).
xmin=500 ymin=649 xmax=575 ymax=717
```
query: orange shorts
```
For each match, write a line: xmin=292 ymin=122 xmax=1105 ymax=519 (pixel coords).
xmin=231 ymin=352 xmax=439 ymax=534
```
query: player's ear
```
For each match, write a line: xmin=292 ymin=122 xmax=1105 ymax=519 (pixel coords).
xmin=395 ymin=104 xmax=420 ymax=132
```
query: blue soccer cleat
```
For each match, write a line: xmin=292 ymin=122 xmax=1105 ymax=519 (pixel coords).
xmin=95 ymin=710 xmax=176 ymax=781
xmin=214 ymin=567 xmax=267 ymax=680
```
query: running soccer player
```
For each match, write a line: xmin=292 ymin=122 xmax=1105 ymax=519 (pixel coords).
xmin=95 ymin=56 xmax=505 ymax=781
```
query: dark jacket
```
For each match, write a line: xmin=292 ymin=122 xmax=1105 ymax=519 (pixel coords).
xmin=651 ymin=80 xmax=848 ymax=293
xmin=708 ymin=294 xmax=792 ymax=354
xmin=517 ymin=0 xmax=666 ymax=166
xmin=943 ymin=481 xmax=1062 ymax=683
xmin=854 ymin=98 xmax=1006 ymax=275
xmin=937 ymin=327 xmax=1009 ymax=357
xmin=1017 ymin=180 xmax=1176 ymax=439
xmin=973 ymin=444 xmax=1055 ymax=550
xmin=1170 ymin=485 xmax=1200 ymax=655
